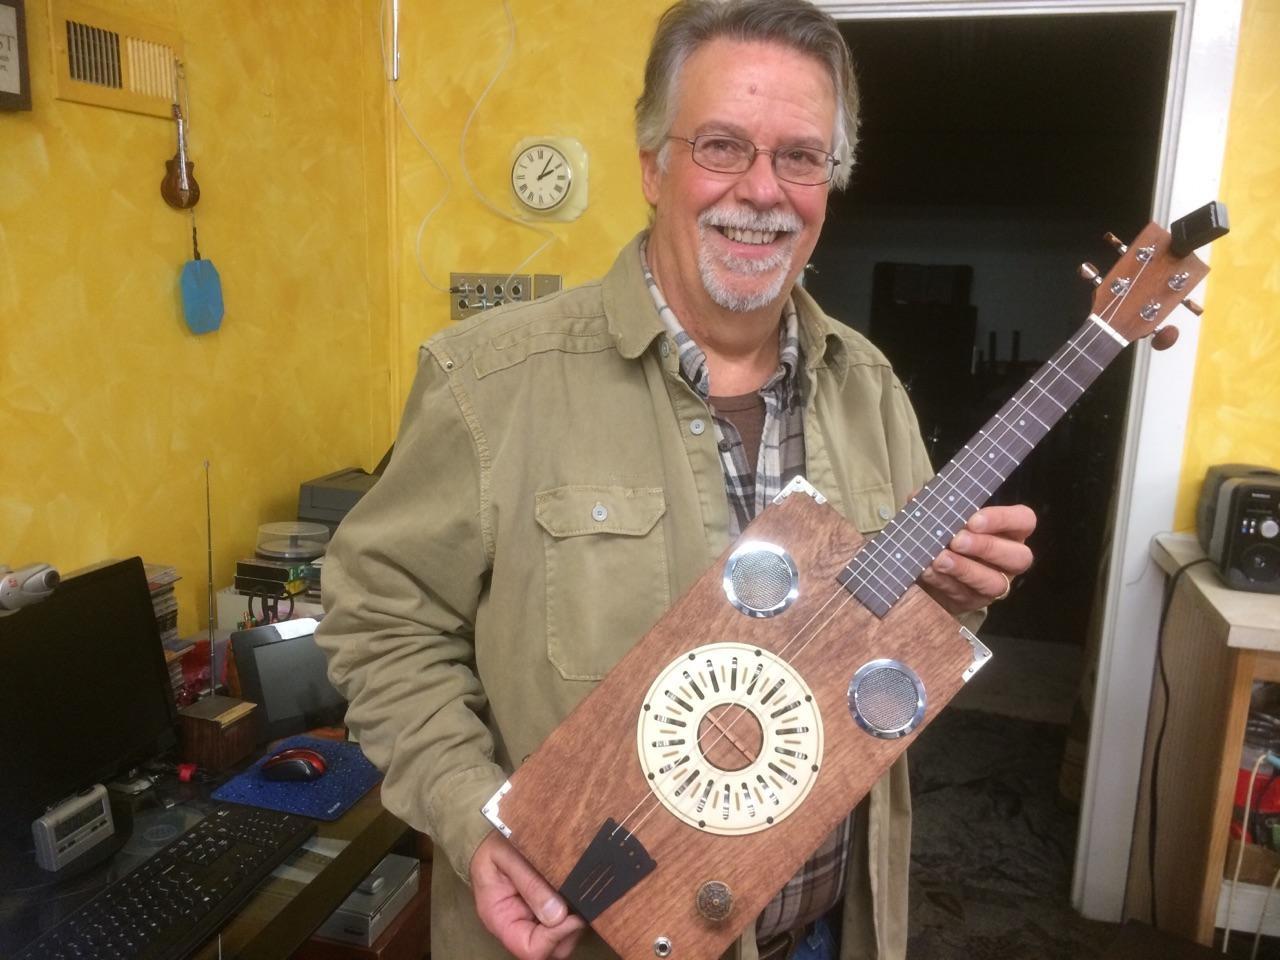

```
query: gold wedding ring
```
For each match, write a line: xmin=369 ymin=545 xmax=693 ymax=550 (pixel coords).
xmin=995 ymin=572 xmax=1012 ymax=602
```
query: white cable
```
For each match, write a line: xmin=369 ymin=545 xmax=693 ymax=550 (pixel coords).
xmin=1251 ymin=864 xmax=1280 ymax=959
xmin=457 ymin=0 xmax=556 ymax=292
xmin=378 ymin=0 xmax=453 ymax=293
xmin=1224 ymin=750 xmax=1270 ymax=952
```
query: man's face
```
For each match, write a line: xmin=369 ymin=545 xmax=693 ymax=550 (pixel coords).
xmin=641 ymin=39 xmax=836 ymax=317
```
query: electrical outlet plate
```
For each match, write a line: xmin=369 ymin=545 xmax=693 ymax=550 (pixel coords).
xmin=450 ymin=273 xmax=563 ymax=323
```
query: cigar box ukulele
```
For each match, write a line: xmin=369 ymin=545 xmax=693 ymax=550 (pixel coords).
xmin=484 ymin=204 xmax=1229 ymax=959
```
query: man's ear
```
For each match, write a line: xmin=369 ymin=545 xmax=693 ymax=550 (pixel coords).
xmin=640 ymin=149 xmax=663 ymax=206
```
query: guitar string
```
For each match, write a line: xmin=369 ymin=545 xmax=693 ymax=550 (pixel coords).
xmin=616 ymin=288 xmax=1136 ymax=841
xmin=613 ymin=259 xmax=1154 ymax=841
xmin=615 ymin=299 xmax=1130 ymax=842
xmin=618 ymin=303 xmax=1128 ymax=840
xmin=836 ymin=312 xmax=1122 ymax=601
xmin=843 ymin=276 xmax=1139 ymax=595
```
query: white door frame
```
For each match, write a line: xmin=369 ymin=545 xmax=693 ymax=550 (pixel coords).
xmin=815 ymin=0 xmax=1242 ymax=922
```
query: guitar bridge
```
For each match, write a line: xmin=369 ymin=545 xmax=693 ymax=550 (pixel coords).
xmin=560 ymin=819 xmax=657 ymax=922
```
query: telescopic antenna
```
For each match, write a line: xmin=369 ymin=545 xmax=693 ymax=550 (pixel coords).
xmin=204 ymin=459 xmax=216 ymax=697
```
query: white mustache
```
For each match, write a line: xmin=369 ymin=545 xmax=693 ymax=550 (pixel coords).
xmin=698 ymin=207 xmax=803 ymax=234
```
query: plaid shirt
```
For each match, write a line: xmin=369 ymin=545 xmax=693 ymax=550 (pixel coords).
xmin=641 ymin=241 xmax=850 ymax=939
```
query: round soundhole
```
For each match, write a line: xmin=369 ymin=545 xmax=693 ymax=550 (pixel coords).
xmin=723 ymin=541 xmax=798 ymax=617
xmin=848 ymin=660 xmax=926 ymax=739
xmin=637 ymin=642 xmax=824 ymax=835
xmin=697 ymin=704 xmax=763 ymax=772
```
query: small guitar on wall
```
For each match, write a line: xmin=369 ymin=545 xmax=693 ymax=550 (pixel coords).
xmin=485 ymin=202 xmax=1230 ymax=960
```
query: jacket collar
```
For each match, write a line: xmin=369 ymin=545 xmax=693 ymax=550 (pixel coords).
xmin=602 ymin=231 xmax=848 ymax=374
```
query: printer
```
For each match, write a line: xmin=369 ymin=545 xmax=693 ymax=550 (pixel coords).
xmin=297 ymin=467 xmax=381 ymax=536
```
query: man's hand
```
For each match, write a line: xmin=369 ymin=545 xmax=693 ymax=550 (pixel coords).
xmin=918 ymin=504 xmax=1036 ymax=616
xmin=470 ymin=831 xmax=586 ymax=960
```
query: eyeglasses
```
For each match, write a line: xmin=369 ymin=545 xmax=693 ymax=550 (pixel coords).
xmin=668 ymin=134 xmax=838 ymax=186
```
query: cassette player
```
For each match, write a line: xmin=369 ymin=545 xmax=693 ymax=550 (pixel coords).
xmin=1196 ymin=463 xmax=1280 ymax=593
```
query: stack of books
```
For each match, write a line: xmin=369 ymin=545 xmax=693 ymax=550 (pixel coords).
xmin=144 ymin=563 xmax=189 ymax=703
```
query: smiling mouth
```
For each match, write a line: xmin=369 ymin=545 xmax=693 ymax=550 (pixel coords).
xmin=716 ymin=225 xmax=783 ymax=245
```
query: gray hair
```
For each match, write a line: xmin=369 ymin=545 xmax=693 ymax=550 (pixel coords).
xmin=635 ymin=0 xmax=859 ymax=190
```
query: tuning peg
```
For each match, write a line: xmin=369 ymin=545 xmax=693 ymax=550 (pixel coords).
xmin=1152 ymin=325 xmax=1180 ymax=351
xmin=1078 ymin=263 xmax=1103 ymax=287
xmin=1181 ymin=298 xmax=1204 ymax=316
xmin=1104 ymin=232 xmax=1128 ymax=254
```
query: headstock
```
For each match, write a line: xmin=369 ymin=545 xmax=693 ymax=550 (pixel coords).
xmin=1079 ymin=201 xmax=1229 ymax=350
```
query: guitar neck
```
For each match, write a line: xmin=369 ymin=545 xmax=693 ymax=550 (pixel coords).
xmin=838 ymin=315 xmax=1127 ymax=617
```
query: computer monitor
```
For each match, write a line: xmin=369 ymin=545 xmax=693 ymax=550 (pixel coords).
xmin=0 ymin=557 xmax=177 ymax=844
xmin=230 ymin=619 xmax=346 ymax=743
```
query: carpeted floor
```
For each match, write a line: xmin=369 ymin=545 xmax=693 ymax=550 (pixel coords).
xmin=907 ymin=700 xmax=1118 ymax=958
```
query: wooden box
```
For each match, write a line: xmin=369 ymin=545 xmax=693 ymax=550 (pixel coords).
xmin=177 ymin=695 xmax=258 ymax=771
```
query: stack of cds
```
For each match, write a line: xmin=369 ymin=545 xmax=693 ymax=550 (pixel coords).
xmin=234 ymin=522 xmax=328 ymax=607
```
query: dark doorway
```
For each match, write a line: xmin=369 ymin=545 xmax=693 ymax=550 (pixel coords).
xmin=809 ymin=12 xmax=1173 ymax=647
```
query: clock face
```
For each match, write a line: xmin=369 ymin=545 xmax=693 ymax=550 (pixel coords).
xmin=511 ymin=143 xmax=574 ymax=211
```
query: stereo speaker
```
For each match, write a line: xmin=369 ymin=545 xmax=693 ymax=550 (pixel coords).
xmin=1196 ymin=464 xmax=1280 ymax=594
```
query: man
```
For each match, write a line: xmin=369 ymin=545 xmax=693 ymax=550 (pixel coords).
xmin=316 ymin=2 xmax=1034 ymax=958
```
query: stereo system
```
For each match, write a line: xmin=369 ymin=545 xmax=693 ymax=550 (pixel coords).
xmin=32 ymin=783 xmax=115 ymax=871
xmin=1196 ymin=463 xmax=1280 ymax=594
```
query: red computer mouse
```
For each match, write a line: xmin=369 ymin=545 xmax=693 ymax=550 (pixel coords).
xmin=260 ymin=746 xmax=327 ymax=782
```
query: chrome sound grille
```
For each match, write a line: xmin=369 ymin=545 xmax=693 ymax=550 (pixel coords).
xmin=848 ymin=660 xmax=926 ymax=738
xmin=722 ymin=542 xmax=799 ymax=617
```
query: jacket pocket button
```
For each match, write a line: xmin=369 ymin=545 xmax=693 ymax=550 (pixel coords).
xmin=592 ymin=503 xmax=609 ymax=522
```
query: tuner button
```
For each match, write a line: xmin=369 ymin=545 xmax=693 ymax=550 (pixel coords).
xmin=1104 ymin=232 xmax=1129 ymax=253
xmin=1261 ymin=519 xmax=1279 ymax=540
xmin=1151 ymin=326 xmax=1180 ymax=351
xmin=1182 ymin=298 xmax=1204 ymax=316
xmin=1078 ymin=263 xmax=1103 ymax=287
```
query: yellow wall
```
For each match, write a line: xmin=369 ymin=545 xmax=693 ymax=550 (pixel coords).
xmin=387 ymin=0 xmax=664 ymax=399
xmin=0 ymin=0 xmax=391 ymax=632
xmin=4 ymin=0 xmax=1272 ymax=631
xmin=1175 ymin=0 xmax=1280 ymax=526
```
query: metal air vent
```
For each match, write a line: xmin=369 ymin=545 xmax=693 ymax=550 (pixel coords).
xmin=50 ymin=0 xmax=182 ymax=118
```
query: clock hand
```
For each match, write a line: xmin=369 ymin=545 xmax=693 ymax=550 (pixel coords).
xmin=537 ymin=163 xmax=561 ymax=181
xmin=538 ymin=155 xmax=553 ymax=179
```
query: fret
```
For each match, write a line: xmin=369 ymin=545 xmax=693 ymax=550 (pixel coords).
xmin=839 ymin=319 xmax=1126 ymax=616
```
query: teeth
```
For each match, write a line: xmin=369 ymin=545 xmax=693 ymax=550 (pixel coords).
xmin=722 ymin=226 xmax=778 ymax=245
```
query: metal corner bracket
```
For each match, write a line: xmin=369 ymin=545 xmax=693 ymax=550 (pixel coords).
xmin=772 ymin=475 xmax=827 ymax=505
xmin=959 ymin=626 xmax=992 ymax=683
xmin=481 ymin=780 xmax=512 ymax=838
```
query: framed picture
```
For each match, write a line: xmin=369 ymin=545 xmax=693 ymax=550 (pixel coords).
xmin=1 ymin=0 xmax=31 ymax=111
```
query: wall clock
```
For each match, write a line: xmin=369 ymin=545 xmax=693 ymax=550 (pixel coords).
xmin=510 ymin=137 xmax=587 ymax=221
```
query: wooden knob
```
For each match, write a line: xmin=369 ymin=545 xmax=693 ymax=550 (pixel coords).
xmin=1152 ymin=325 xmax=1180 ymax=351
xmin=696 ymin=880 xmax=734 ymax=922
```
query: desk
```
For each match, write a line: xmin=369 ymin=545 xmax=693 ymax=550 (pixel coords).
xmin=1123 ymin=533 xmax=1280 ymax=944
xmin=0 ymin=781 xmax=411 ymax=960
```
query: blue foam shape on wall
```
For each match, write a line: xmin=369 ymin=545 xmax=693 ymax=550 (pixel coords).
xmin=181 ymin=259 xmax=224 ymax=335
xmin=212 ymin=735 xmax=382 ymax=821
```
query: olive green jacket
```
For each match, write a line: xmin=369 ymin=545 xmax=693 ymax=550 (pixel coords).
xmin=317 ymin=234 xmax=939 ymax=959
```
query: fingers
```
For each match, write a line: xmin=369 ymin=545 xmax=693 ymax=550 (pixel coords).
xmin=471 ymin=832 xmax=584 ymax=960
xmin=488 ymin=835 xmax=571 ymax=927
xmin=967 ymin=504 xmax=1037 ymax=543
xmin=918 ymin=504 xmax=1037 ymax=615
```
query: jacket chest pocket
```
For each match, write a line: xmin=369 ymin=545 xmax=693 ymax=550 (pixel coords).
xmin=535 ymin=485 xmax=670 ymax=681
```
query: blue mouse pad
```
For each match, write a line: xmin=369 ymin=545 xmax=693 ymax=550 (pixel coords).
xmin=212 ymin=735 xmax=382 ymax=821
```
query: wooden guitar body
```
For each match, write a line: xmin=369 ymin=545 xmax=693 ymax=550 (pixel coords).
xmin=486 ymin=479 xmax=987 ymax=959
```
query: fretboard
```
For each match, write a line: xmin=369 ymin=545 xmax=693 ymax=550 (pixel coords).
xmin=838 ymin=315 xmax=1127 ymax=617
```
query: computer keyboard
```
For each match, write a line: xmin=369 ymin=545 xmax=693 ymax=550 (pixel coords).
xmin=17 ymin=805 xmax=316 ymax=960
